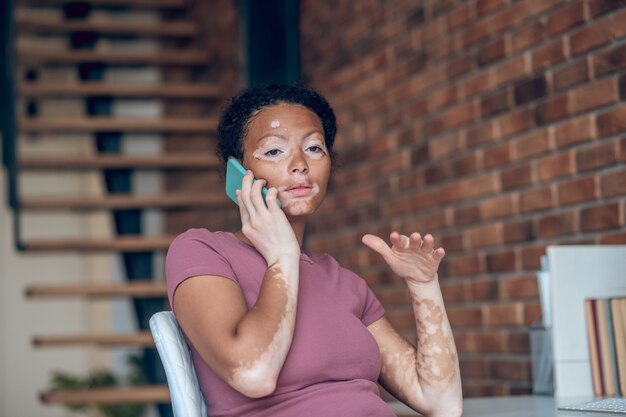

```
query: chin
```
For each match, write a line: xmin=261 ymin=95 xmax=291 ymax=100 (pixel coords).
xmin=283 ymin=200 xmax=317 ymax=217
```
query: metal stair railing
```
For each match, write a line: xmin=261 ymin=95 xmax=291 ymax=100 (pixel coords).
xmin=1 ymin=0 xmax=24 ymax=250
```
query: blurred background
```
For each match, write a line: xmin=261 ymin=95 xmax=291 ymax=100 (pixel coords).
xmin=1 ymin=0 xmax=625 ymax=416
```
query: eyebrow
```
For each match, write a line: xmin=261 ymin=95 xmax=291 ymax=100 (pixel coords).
xmin=256 ymin=129 xmax=324 ymax=144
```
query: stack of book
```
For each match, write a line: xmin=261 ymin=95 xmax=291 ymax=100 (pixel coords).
xmin=584 ymin=296 xmax=626 ymax=397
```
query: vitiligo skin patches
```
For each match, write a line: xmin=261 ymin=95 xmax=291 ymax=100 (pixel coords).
xmin=413 ymin=298 xmax=458 ymax=389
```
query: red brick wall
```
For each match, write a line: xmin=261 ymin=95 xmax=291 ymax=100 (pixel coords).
xmin=300 ymin=0 xmax=626 ymax=397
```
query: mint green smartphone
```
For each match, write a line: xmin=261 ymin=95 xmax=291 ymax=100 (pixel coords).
xmin=225 ymin=158 xmax=281 ymax=207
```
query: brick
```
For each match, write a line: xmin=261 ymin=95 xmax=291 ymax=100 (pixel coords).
xmin=453 ymin=254 xmax=485 ymax=276
xmin=483 ymin=303 xmax=525 ymax=326
xmin=499 ymin=275 xmax=539 ymax=299
xmin=621 ymin=137 xmax=626 ymax=161
xmin=520 ymin=186 xmax=555 ymax=213
xmin=514 ymin=130 xmax=552 ymax=160
xmin=527 ymin=0 xmax=565 ymax=15
xmin=620 ymin=74 xmax=626 ymax=100
xmin=421 ymin=17 xmax=447 ymax=44
xmin=555 ymin=116 xmax=595 ymax=148
xmin=428 ymin=84 xmax=458 ymax=112
xmin=553 ymin=59 xmax=590 ymax=91
xmin=452 ymin=154 xmax=480 ymax=176
xmin=537 ymin=211 xmax=578 ymax=238
xmin=501 ymin=164 xmax=533 ymax=190
xmin=498 ymin=107 xmax=533 ymax=138
xmin=448 ymin=306 xmax=483 ymax=326
xmin=473 ymin=330 xmax=509 ymax=353
xmin=508 ymin=331 xmax=531 ymax=354
xmin=438 ymin=183 xmax=464 ymax=204
xmin=558 ymin=176 xmax=597 ymax=205
xmin=491 ymin=359 xmax=531 ymax=380
xmin=570 ymin=20 xmax=613 ymax=56
xmin=429 ymin=132 xmax=463 ymax=159
xmin=441 ymin=282 xmax=466 ymax=302
xmin=581 ymin=202 xmax=622 ymax=231
xmin=476 ymin=0 xmax=506 ymax=15
xmin=576 ymin=141 xmax=618 ymax=172
xmin=478 ymin=38 xmax=508 ymax=66
xmin=454 ymin=205 xmax=481 ymax=226
xmin=470 ymin=279 xmax=499 ymax=301
xmin=569 ymin=78 xmax=618 ymax=115
xmin=521 ymin=244 xmax=547 ymax=269
xmin=532 ymin=38 xmax=567 ymax=71
xmin=461 ymin=359 xmax=490 ymax=378
xmin=535 ymin=95 xmax=569 ymax=125
xmin=495 ymin=55 xmax=530 ymax=86
xmin=525 ymin=302 xmax=543 ymax=325
xmin=484 ymin=142 xmax=512 ymax=168
xmin=514 ymin=74 xmax=547 ymax=105
xmin=486 ymin=249 xmax=517 ymax=272
xmin=480 ymin=194 xmax=517 ymax=220
xmin=467 ymin=121 xmax=498 ymax=147
xmin=512 ymin=22 xmax=545 ymax=52
xmin=546 ymin=1 xmax=585 ymax=35
xmin=466 ymin=223 xmax=503 ymax=248
xmin=611 ymin=8 xmax=626 ymax=39
xmin=425 ymin=102 xmax=476 ymax=135
xmin=588 ymin=0 xmax=626 ymax=18
xmin=594 ymin=44 xmax=626 ymax=77
xmin=462 ymin=172 xmax=500 ymax=199
xmin=448 ymin=54 xmax=476 ymax=80
xmin=600 ymin=231 xmax=626 ymax=244
xmin=463 ymin=70 xmax=495 ymax=97
xmin=377 ymin=285 xmax=411 ymax=306
xmin=490 ymin=2 xmax=529 ymax=33
xmin=537 ymin=152 xmax=574 ymax=181
xmin=502 ymin=220 xmax=535 ymax=243
xmin=441 ymin=232 xmax=464 ymax=252
xmin=448 ymin=3 xmax=474 ymax=30
xmin=387 ymin=308 xmax=415 ymax=329
xmin=601 ymin=168 xmax=626 ymax=197
xmin=597 ymin=106 xmax=626 ymax=137
xmin=404 ymin=5 xmax=426 ymax=28
xmin=481 ymin=88 xmax=510 ymax=117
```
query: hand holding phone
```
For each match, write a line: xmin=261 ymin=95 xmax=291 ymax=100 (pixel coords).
xmin=225 ymin=158 xmax=281 ymax=207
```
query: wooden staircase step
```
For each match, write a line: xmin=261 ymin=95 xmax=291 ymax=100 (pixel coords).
xmin=25 ymin=281 xmax=167 ymax=298
xmin=22 ymin=193 xmax=230 ymax=210
xmin=19 ymin=81 xmax=220 ymax=98
xmin=40 ymin=385 xmax=170 ymax=405
xmin=16 ymin=14 xmax=198 ymax=37
xmin=18 ymin=48 xmax=209 ymax=66
xmin=19 ymin=117 xmax=218 ymax=133
xmin=33 ymin=331 xmax=154 ymax=347
xmin=21 ymin=0 xmax=188 ymax=9
xmin=22 ymin=235 xmax=175 ymax=252
xmin=20 ymin=154 xmax=220 ymax=170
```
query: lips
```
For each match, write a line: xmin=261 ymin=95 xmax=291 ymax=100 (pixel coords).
xmin=284 ymin=183 xmax=314 ymax=197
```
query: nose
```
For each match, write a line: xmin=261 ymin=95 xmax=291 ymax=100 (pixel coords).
xmin=289 ymin=150 xmax=309 ymax=175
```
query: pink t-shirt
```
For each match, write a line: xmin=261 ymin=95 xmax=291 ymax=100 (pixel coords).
xmin=166 ymin=229 xmax=394 ymax=417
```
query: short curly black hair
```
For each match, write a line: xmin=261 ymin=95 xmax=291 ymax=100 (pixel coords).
xmin=217 ymin=84 xmax=337 ymax=169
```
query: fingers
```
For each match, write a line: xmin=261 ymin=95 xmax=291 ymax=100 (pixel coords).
xmin=390 ymin=231 xmax=445 ymax=258
xmin=265 ymin=187 xmax=281 ymax=212
xmin=239 ymin=171 xmax=256 ymax=216
xmin=249 ymin=177 xmax=268 ymax=212
xmin=361 ymin=234 xmax=393 ymax=259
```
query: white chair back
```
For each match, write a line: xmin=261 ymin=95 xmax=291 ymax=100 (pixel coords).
xmin=150 ymin=311 xmax=208 ymax=417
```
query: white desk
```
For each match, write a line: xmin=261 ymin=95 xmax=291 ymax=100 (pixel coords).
xmin=390 ymin=395 xmax=606 ymax=416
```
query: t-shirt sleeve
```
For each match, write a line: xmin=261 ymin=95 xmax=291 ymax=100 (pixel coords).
xmin=165 ymin=229 xmax=238 ymax=310
xmin=360 ymin=282 xmax=386 ymax=326
xmin=339 ymin=265 xmax=386 ymax=326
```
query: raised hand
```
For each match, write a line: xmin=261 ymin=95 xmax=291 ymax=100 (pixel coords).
xmin=237 ymin=170 xmax=300 ymax=266
xmin=361 ymin=232 xmax=445 ymax=284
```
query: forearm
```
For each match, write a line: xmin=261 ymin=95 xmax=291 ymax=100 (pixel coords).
xmin=407 ymin=276 xmax=462 ymax=416
xmin=228 ymin=255 xmax=300 ymax=397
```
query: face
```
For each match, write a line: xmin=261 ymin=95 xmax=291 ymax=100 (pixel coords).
xmin=241 ymin=103 xmax=331 ymax=219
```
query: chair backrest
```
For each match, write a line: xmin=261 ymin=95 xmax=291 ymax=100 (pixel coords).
xmin=150 ymin=311 xmax=208 ymax=417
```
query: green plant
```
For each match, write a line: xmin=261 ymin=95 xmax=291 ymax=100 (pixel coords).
xmin=49 ymin=355 xmax=148 ymax=417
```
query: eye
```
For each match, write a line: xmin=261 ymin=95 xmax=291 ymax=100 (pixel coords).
xmin=307 ymin=145 xmax=324 ymax=153
xmin=264 ymin=148 xmax=282 ymax=157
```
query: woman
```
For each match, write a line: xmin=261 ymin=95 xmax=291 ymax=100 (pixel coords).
xmin=166 ymin=84 xmax=462 ymax=417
